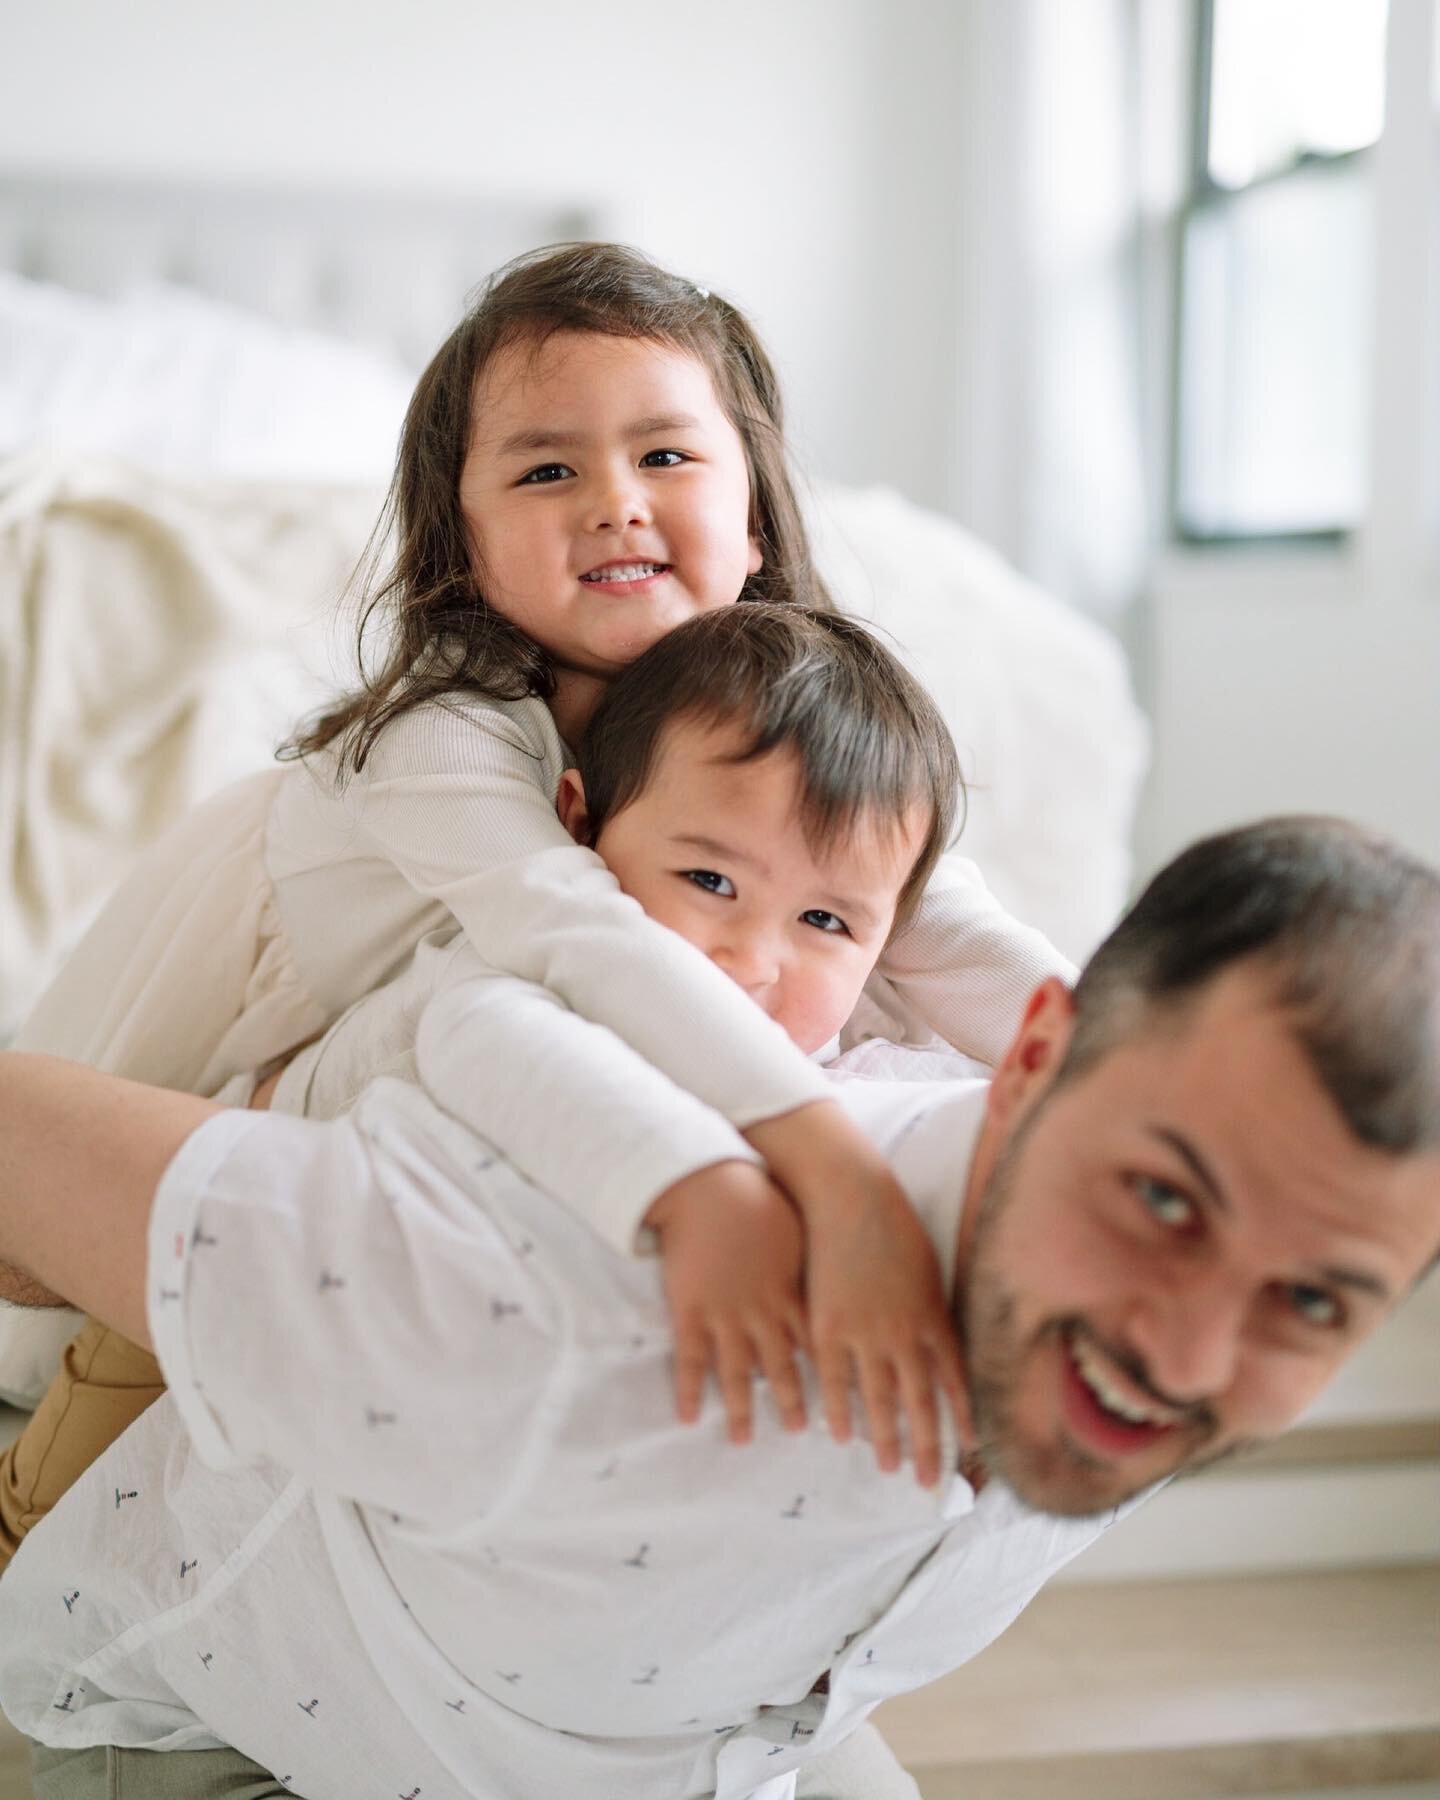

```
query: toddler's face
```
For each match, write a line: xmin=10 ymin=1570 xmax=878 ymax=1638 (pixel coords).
xmin=559 ymin=719 xmax=926 ymax=1054
xmin=460 ymin=332 xmax=761 ymax=739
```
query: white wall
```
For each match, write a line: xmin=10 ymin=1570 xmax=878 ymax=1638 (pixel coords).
xmin=0 ymin=0 xmax=895 ymax=487
xmin=5 ymin=0 xmax=1434 ymax=879
xmin=1134 ymin=0 xmax=1440 ymax=881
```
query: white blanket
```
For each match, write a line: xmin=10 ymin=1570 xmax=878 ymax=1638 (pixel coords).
xmin=0 ymin=453 xmax=380 ymax=1042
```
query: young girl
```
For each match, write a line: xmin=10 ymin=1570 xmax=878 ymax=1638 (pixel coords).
xmin=1 ymin=243 xmax=1070 ymax=1566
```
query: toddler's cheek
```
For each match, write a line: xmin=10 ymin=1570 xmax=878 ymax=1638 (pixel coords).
xmin=781 ymin=981 xmax=856 ymax=1059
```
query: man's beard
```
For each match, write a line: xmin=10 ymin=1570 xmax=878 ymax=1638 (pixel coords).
xmin=955 ymin=1107 xmax=1222 ymax=1517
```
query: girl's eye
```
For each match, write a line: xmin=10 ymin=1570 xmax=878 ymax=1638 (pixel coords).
xmin=519 ymin=463 xmax=574 ymax=485
xmin=640 ymin=449 xmax=688 ymax=468
xmin=684 ymin=870 xmax=735 ymax=898
xmin=1134 ymin=1175 xmax=1197 ymax=1230
xmin=800 ymin=909 xmax=848 ymax=936
xmin=1278 ymin=1283 xmax=1343 ymax=1330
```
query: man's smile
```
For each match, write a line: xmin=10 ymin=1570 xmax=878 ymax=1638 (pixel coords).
xmin=1059 ymin=1324 xmax=1191 ymax=1458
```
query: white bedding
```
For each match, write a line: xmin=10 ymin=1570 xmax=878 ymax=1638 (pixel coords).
xmin=0 ymin=272 xmax=414 ymax=484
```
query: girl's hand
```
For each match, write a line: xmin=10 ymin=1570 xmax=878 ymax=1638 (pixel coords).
xmin=644 ymin=1162 xmax=809 ymax=1444
xmin=745 ymin=1101 xmax=971 ymax=1489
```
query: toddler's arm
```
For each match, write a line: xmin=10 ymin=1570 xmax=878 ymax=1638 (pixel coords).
xmin=417 ymin=970 xmax=965 ymax=1482
xmin=874 ymin=854 xmax=1076 ymax=1061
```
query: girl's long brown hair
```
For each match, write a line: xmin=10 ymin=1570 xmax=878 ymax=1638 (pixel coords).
xmin=285 ymin=243 xmax=832 ymax=775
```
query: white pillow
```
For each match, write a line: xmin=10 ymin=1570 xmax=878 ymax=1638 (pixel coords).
xmin=0 ymin=272 xmax=415 ymax=484
xmin=810 ymin=485 xmax=1149 ymax=961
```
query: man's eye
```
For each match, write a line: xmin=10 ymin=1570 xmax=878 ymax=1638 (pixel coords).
xmin=640 ymin=449 xmax=688 ymax=468
xmin=519 ymin=463 xmax=573 ymax=485
xmin=684 ymin=870 xmax=735 ymax=898
xmin=1134 ymin=1175 xmax=1196 ymax=1229
xmin=800 ymin=909 xmax=848 ymax=936
xmin=1279 ymin=1283 xmax=1343 ymax=1329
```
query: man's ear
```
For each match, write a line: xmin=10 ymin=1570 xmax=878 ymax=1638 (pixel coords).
xmin=556 ymin=769 xmax=593 ymax=845
xmin=986 ymin=978 xmax=1077 ymax=1132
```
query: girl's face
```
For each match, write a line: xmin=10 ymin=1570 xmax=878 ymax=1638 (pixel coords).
xmin=460 ymin=331 xmax=762 ymax=741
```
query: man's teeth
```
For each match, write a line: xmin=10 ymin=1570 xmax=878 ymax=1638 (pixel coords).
xmin=580 ymin=563 xmax=665 ymax=583
xmin=1070 ymin=1332 xmax=1182 ymax=1427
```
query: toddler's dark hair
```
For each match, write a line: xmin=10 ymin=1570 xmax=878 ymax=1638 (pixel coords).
xmin=577 ymin=605 xmax=962 ymax=932
xmin=288 ymin=243 xmax=830 ymax=774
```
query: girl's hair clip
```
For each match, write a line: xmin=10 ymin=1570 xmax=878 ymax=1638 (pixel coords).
xmin=693 ymin=283 xmax=710 ymax=301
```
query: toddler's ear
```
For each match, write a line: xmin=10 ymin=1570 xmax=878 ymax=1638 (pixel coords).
xmin=556 ymin=769 xmax=593 ymax=845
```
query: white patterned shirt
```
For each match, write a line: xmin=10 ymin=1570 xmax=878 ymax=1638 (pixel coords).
xmin=0 ymin=1051 xmax=1128 ymax=1799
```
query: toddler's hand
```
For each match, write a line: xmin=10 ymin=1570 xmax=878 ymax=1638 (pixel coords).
xmin=746 ymin=1101 xmax=970 ymax=1488
xmin=644 ymin=1162 xmax=809 ymax=1445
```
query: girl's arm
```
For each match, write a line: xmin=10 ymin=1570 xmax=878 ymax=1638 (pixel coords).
xmin=875 ymin=854 xmax=1076 ymax=1061
xmin=347 ymin=702 xmax=832 ymax=1127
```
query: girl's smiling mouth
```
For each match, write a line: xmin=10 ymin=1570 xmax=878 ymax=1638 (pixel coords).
xmin=579 ymin=561 xmax=672 ymax=588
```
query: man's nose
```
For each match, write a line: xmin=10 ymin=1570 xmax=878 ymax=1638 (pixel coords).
xmin=1123 ymin=1268 xmax=1248 ymax=1406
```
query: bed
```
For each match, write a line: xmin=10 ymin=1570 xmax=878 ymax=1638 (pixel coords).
xmin=0 ymin=172 xmax=1149 ymax=1408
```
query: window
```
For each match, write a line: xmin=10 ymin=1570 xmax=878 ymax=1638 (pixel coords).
xmin=1172 ymin=0 xmax=1390 ymax=542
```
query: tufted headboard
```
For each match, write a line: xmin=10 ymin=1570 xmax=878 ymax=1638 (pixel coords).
xmin=0 ymin=172 xmax=592 ymax=368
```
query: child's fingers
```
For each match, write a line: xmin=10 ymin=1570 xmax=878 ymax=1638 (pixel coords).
xmin=816 ymin=1342 xmax=855 ymax=1444
xmin=895 ymin=1354 xmax=943 ymax=1488
xmin=671 ymin=1318 xmax=711 ymax=1426
xmin=754 ymin=1322 xmax=807 ymax=1432
xmin=929 ymin=1329 xmax=973 ymax=1446
xmin=856 ymin=1354 xmax=903 ymax=1474
xmin=713 ymin=1326 xmax=757 ymax=1445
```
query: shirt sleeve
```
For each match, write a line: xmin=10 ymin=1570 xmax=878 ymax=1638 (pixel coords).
xmin=146 ymin=1099 xmax=561 ymax=1528
xmin=351 ymin=703 xmax=830 ymax=1127
xmin=415 ymin=962 xmax=763 ymax=1255
xmin=872 ymin=853 xmax=1077 ymax=1065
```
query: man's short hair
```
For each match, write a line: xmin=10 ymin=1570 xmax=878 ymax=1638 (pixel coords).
xmin=1064 ymin=816 xmax=1440 ymax=1152
xmin=576 ymin=604 xmax=962 ymax=930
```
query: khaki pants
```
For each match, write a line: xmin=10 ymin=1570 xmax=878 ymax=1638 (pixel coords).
xmin=31 ymin=1743 xmax=291 ymax=1798
xmin=30 ymin=1725 xmax=919 ymax=1798
xmin=0 ymin=1322 xmax=164 ymax=1572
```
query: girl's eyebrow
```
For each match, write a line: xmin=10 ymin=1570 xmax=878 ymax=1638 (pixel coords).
xmin=494 ymin=414 xmax=704 ymax=456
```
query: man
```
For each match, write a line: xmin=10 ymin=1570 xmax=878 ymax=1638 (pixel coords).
xmin=0 ymin=816 xmax=1436 ymax=1800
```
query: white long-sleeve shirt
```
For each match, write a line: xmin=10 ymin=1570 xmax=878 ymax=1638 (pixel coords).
xmin=0 ymin=1060 xmax=1127 ymax=1800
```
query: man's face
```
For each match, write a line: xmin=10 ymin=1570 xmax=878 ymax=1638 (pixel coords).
xmin=961 ymin=966 xmax=1440 ymax=1517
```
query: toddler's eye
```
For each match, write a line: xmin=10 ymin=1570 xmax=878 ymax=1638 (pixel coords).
xmin=1134 ymin=1175 xmax=1196 ymax=1230
xmin=640 ymin=449 xmax=688 ymax=468
xmin=1278 ymin=1283 xmax=1343 ymax=1329
xmin=684 ymin=870 xmax=735 ymax=898
xmin=800 ymin=909 xmax=848 ymax=936
xmin=519 ymin=463 xmax=573 ymax=485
